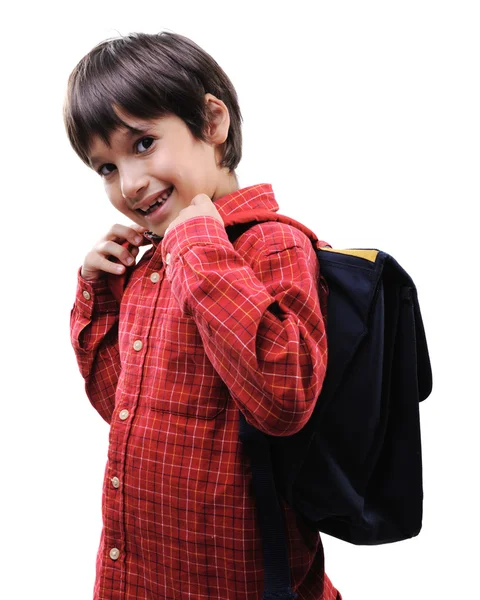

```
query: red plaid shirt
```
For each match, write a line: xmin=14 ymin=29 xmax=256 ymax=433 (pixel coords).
xmin=71 ymin=184 xmax=340 ymax=600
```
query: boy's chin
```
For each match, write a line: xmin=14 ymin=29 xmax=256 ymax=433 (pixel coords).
xmin=130 ymin=212 xmax=167 ymax=237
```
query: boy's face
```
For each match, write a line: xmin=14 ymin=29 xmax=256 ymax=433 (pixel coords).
xmin=88 ymin=103 xmax=236 ymax=237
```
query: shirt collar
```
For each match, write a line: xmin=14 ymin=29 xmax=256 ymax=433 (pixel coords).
xmin=143 ymin=183 xmax=278 ymax=247
xmin=214 ymin=183 xmax=278 ymax=219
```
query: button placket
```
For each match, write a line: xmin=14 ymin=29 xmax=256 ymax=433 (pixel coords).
xmin=103 ymin=251 xmax=163 ymax=584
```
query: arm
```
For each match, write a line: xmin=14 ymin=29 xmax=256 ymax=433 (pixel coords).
xmin=70 ymin=269 xmax=121 ymax=423
xmin=162 ymin=217 xmax=327 ymax=436
xmin=70 ymin=223 xmax=148 ymax=423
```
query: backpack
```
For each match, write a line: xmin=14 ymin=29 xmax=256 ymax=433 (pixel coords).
xmin=225 ymin=210 xmax=433 ymax=600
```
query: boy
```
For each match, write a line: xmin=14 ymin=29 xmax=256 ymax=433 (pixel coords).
xmin=65 ymin=31 xmax=340 ymax=600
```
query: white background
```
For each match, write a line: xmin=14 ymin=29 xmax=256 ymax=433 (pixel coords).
xmin=1 ymin=1 xmax=478 ymax=598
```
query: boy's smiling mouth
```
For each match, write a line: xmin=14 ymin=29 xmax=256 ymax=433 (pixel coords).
xmin=136 ymin=186 xmax=174 ymax=216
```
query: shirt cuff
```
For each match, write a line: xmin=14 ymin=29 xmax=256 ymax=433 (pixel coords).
xmin=161 ymin=216 xmax=232 ymax=276
xmin=74 ymin=267 xmax=119 ymax=318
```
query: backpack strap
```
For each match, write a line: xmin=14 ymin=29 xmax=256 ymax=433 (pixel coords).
xmin=239 ymin=411 xmax=297 ymax=600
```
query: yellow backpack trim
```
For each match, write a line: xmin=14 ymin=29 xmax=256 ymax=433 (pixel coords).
xmin=320 ymin=248 xmax=379 ymax=263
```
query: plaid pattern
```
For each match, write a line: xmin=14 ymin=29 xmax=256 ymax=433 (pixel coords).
xmin=71 ymin=184 xmax=339 ymax=599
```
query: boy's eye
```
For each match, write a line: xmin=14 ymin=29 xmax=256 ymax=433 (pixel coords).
xmin=96 ymin=137 xmax=155 ymax=176
xmin=99 ymin=163 xmax=116 ymax=176
xmin=136 ymin=136 xmax=154 ymax=153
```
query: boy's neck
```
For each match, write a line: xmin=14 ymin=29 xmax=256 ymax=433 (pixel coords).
xmin=213 ymin=170 xmax=240 ymax=202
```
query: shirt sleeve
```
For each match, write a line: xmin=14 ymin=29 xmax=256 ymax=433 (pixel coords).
xmin=70 ymin=267 xmax=121 ymax=423
xmin=162 ymin=216 xmax=327 ymax=436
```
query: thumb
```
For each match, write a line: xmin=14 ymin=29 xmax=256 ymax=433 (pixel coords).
xmin=190 ymin=193 xmax=212 ymax=206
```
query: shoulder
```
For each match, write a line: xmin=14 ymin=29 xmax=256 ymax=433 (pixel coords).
xmin=231 ymin=220 xmax=320 ymax=283
xmin=232 ymin=220 xmax=315 ymax=258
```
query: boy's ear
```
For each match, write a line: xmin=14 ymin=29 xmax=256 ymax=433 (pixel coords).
xmin=204 ymin=93 xmax=230 ymax=145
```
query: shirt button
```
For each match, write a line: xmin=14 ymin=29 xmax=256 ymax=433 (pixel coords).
xmin=111 ymin=476 xmax=120 ymax=488
xmin=165 ymin=253 xmax=171 ymax=265
xmin=82 ymin=290 xmax=91 ymax=300
xmin=133 ymin=340 xmax=143 ymax=351
xmin=119 ymin=409 xmax=129 ymax=421
xmin=109 ymin=548 xmax=120 ymax=561
xmin=150 ymin=272 xmax=160 ymax=283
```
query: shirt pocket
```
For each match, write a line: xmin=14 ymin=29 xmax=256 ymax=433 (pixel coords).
xmin=145 ymin=313 xmax=229 ymax=420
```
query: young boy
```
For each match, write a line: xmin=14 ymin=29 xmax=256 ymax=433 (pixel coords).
xmin=65 ymin=31 xmax=340 ymax=600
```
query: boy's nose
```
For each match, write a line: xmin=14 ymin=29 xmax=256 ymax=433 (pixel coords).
xmin=121 ymin=175 xmax=148 ymax=204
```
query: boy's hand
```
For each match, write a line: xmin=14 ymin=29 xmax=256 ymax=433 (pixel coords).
xmin=164 ymin=194 xmax=224 ymax=237
xmin=81 ymin=223 xmax=149 ymax=281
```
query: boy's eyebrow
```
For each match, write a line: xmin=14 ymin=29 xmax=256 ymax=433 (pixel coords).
xmin=88 ymin=124 xmax=150 ymax=168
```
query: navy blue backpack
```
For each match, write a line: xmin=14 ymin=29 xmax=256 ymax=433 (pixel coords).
xmin=226 ymin=211 xmax=433 ymax=600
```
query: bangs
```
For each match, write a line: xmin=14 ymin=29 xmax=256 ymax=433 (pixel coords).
xmin=64 ymin=83 xmax=142 ymax=168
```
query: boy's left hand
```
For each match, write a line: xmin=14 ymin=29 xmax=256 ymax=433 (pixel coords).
xmin=164 ymin=194 xmax=224 ymax=236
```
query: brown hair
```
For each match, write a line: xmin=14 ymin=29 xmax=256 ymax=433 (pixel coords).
xmin=63 ymin=31 xmax=243 ymax=172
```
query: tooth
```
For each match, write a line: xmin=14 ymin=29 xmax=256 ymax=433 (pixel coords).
xmin=139 ymin=189 xmax=171 ymax=214
xmin=160 ymin=188 xmax=172 ymax=201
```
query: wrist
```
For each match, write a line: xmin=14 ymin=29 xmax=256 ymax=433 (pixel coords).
xmin=81 ymin=268 xmax=103 ymax=282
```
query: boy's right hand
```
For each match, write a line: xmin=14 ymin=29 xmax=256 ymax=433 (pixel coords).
xmin=81 ymin=223 xmax=150 ymax=281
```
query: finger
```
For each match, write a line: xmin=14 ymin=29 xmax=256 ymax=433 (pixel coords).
xmin=129 ymin=223 xmax=152 ymax=246
xmin=95 ymin=255 xmax=129 ymax=275
xmin=106 ymin=224 xmax=148 ymax=246
xmin=98 ymin=240 xmax=137 ymax=266
xmin=137 ymin=236 xmax=151 ymax=247
xmin=130 ymin=222 xmax=150 ymax=233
